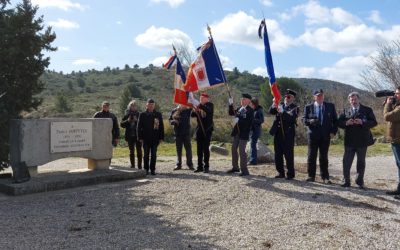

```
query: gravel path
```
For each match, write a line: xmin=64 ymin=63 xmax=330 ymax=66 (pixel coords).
xmin=0 ymin=155 xmax=399 ymax=249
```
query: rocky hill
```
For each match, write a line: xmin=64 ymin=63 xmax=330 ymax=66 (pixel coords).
xmin=29 ymin=66 xmax=380 ymax=119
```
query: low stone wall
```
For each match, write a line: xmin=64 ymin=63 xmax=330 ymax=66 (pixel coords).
xmin=10 ymin=118 xmax=113 ymax=182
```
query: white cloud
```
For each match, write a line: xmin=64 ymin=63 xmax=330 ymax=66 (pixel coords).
xmin=148 ymin=56 xmax=169 ymax=67
xmin=260 ymin=0 xmax=272 ymax=7
xmin=58 ymin=46 xmax=70 ymax=51
xmin=209 ymin=11 xmax=294 ymax=52
xmin=116 ymin=21 xmax=122 ymax=25
xmin=368 ymin=10 xmax=383 ymax=24
xmin=289 ymin=0 xmax=360 ymax=27
xmin=73 ymin=59 xmax=100 ymax=65
xmin=135 ymin=26 xmax=194 ymax=51
xmin=31 ymin=0 xmax=86 ymax=11
xmin=279 ymin=12 xmax=292 ymax=22
xmin=318 ymin=55 xmax=369 ymax=85
xmin=252 ymin=67 xmax=267 ymax=77
xmin=219 ymin=55 xmax=233 ymax=70
xmin=150 ymin=0 xmax=185 ymax=8
xmin=298 ymin=24 xmax=400 ymax=54
xmin=296 ymin=67 xmax=316 ymax=78
xmin=48 ymin=18 xmax=79 ymax=29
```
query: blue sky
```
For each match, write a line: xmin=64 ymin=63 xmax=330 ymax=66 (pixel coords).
xmin=13 ymin=0 xmax=400 ymax=87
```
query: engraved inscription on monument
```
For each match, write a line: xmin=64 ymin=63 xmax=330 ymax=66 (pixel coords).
xmin=51 ymin=122 xmax=93 ymax=153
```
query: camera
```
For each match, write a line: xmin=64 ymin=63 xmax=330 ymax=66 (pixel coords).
xmin=375 ymin=90 xmax=395 ymax=97
xmin=375 ymin=90 xmax=397 ymax=105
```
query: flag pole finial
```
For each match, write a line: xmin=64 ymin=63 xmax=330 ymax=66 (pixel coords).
xmin=207 ymin=23 xmax=212 ymax=39
xmin=172 ymin=44 xmax=177 ymax=54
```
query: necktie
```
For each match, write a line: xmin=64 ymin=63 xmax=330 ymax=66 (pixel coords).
xmin=319 ymin=106 xmax=323 ymax=125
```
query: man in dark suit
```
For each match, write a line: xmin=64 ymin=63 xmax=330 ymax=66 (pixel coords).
xmin=192 ymin=93 xmax=214 ymax=173
xmin=227 ymin=93 xmax=254 ymax=176
xmin=137 ymin=99 xmax=164 ymax=175
xmin=269 ymin=89 xmax=299 ymax=180
xmin=303 ymin=89 xmax=338 ymax=183
xmin=338 ymin=92 xmax=377 ymax=188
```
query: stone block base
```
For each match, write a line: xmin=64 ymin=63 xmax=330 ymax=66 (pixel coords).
xmin=88 ymin=159 xmax=110 ymax=170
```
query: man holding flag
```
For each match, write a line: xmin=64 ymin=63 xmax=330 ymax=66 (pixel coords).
xmin=191 ymin=93 xmax=214 ymax=173
xmin=227 ymin=93 xmax=254 ymax=176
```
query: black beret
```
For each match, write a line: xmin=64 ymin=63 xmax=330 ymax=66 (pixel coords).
xmin=313 ymin=89 xmax=323 ymax=96
xmin=286 ymin=89 xmax=297 ymax=97
xmin=147 ymin=98 xmax=155 ymax=103
xmin=242 ymin=93 xmax=252 ymax=99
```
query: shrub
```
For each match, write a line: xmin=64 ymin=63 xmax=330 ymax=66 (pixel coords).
xmin=54 ymin=93 xmax=72 ymax=113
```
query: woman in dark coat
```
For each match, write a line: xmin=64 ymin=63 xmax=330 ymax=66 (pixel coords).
xmin=249 ymin=98 xmax=264 ymax=165
xmin=120 ymin=100 xmax=142 ymax=169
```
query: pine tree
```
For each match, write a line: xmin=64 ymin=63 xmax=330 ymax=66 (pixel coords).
xmin=0 ymin=0 xmax=56 ymax=168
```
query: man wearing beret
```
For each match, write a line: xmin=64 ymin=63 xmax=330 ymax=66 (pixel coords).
xmin=192 ymin=93 xmax=214 ymax=173
xmin=227 ymin=93 xmax=254 ymax=176
xmin=137 ymin=99 xmax=164 ymax=175
xmin=269 ymin=89 xmax=299 ymax=179
xmin=303 ymin=89 xmax=338 ymax=183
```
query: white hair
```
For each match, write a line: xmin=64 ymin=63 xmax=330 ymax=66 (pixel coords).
xmin=127 ymin=100 xmax=136 ymax=110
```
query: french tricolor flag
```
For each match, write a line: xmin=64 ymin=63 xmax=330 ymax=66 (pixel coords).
xmin=164 ymin=55 xmax=191 ymax=106
xmin=183 ymin=38 xmax=226 ymax=92
xmin=259 ymin=19 xmax=281 ymax=107
xmin=163 ymin=55 xmax=177 ymax=70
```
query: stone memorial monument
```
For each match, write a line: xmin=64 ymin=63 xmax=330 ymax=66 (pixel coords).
xmin=10 ymin=118 xmax=113 ymax=183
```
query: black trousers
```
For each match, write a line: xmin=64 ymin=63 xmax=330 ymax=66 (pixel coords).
xmin=175 ymin=134 xmax=193 ymax=167
xmin=143 ymin=143 xmax=158 ymax=172
xmin=127 ymin=138 xmax=142 ymax=168
xmin=342 ymin=146 xmax=367 ymax=185
xmin=196 ymin=131 xmax=212 ymax=170
xmin=307 ymin=136 xmax=331 ymax=180
xmin=274 ymin=133 xmax=295 ymax=177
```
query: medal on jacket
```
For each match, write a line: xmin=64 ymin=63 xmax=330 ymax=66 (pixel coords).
xmin=154 ymin=118 xmax=159 ymax=130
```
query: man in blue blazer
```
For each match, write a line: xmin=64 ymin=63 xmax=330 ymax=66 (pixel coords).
xmin=303 ymin=89 xmax=338 ymax=183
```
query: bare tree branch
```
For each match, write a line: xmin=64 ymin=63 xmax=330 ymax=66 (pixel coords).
xmin=360 ymin=40 xmax=400 ymax=91
xmin=174 ymin=43 xmax=196 ymax=67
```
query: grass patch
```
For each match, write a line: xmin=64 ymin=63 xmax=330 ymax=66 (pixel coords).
xmin=113 ymin=142 xmax=393 ymax=158
xmin=294 ymin=143 xmax=393 ymax=157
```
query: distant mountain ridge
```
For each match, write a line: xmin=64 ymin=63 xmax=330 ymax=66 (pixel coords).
xmin=31 ymin=67 xmax=378 ymax=119
xmin=294 ymin=78 xmax=369 ymax=95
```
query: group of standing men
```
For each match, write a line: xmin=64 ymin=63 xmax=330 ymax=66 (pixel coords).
xmin=95 ymin=99 xmax=164 ymax=175
xmin=269 ymin=88 xmax=380 ymax=190
xmin=94 ymin=87 xmax=400 ymax=199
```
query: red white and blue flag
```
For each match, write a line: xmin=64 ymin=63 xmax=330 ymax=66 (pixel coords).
xmin=164 ymin=54 xmax=191 ymax=106
xmin=259 ymin=19 xmax=281 ymax=106
xmin=163 ymin=55 xmax=177 ymax=70
xmin=183 ymin=38 xmax=226 ymax=92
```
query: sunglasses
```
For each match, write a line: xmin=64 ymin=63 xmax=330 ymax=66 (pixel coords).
xmin=285 ymin=95 xmax=292 ymax=98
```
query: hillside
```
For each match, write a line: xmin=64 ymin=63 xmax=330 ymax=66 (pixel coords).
xmin=28 ymin=66 xmax=381 ymax=120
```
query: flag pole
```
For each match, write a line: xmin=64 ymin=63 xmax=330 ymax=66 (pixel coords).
xmin=208 ymin=23 xmax=237 ymax=133
xmin=172 ymin=44 xmax=178 ymax=104
xmin=207 ymin=23 xmax=232 ymax=99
